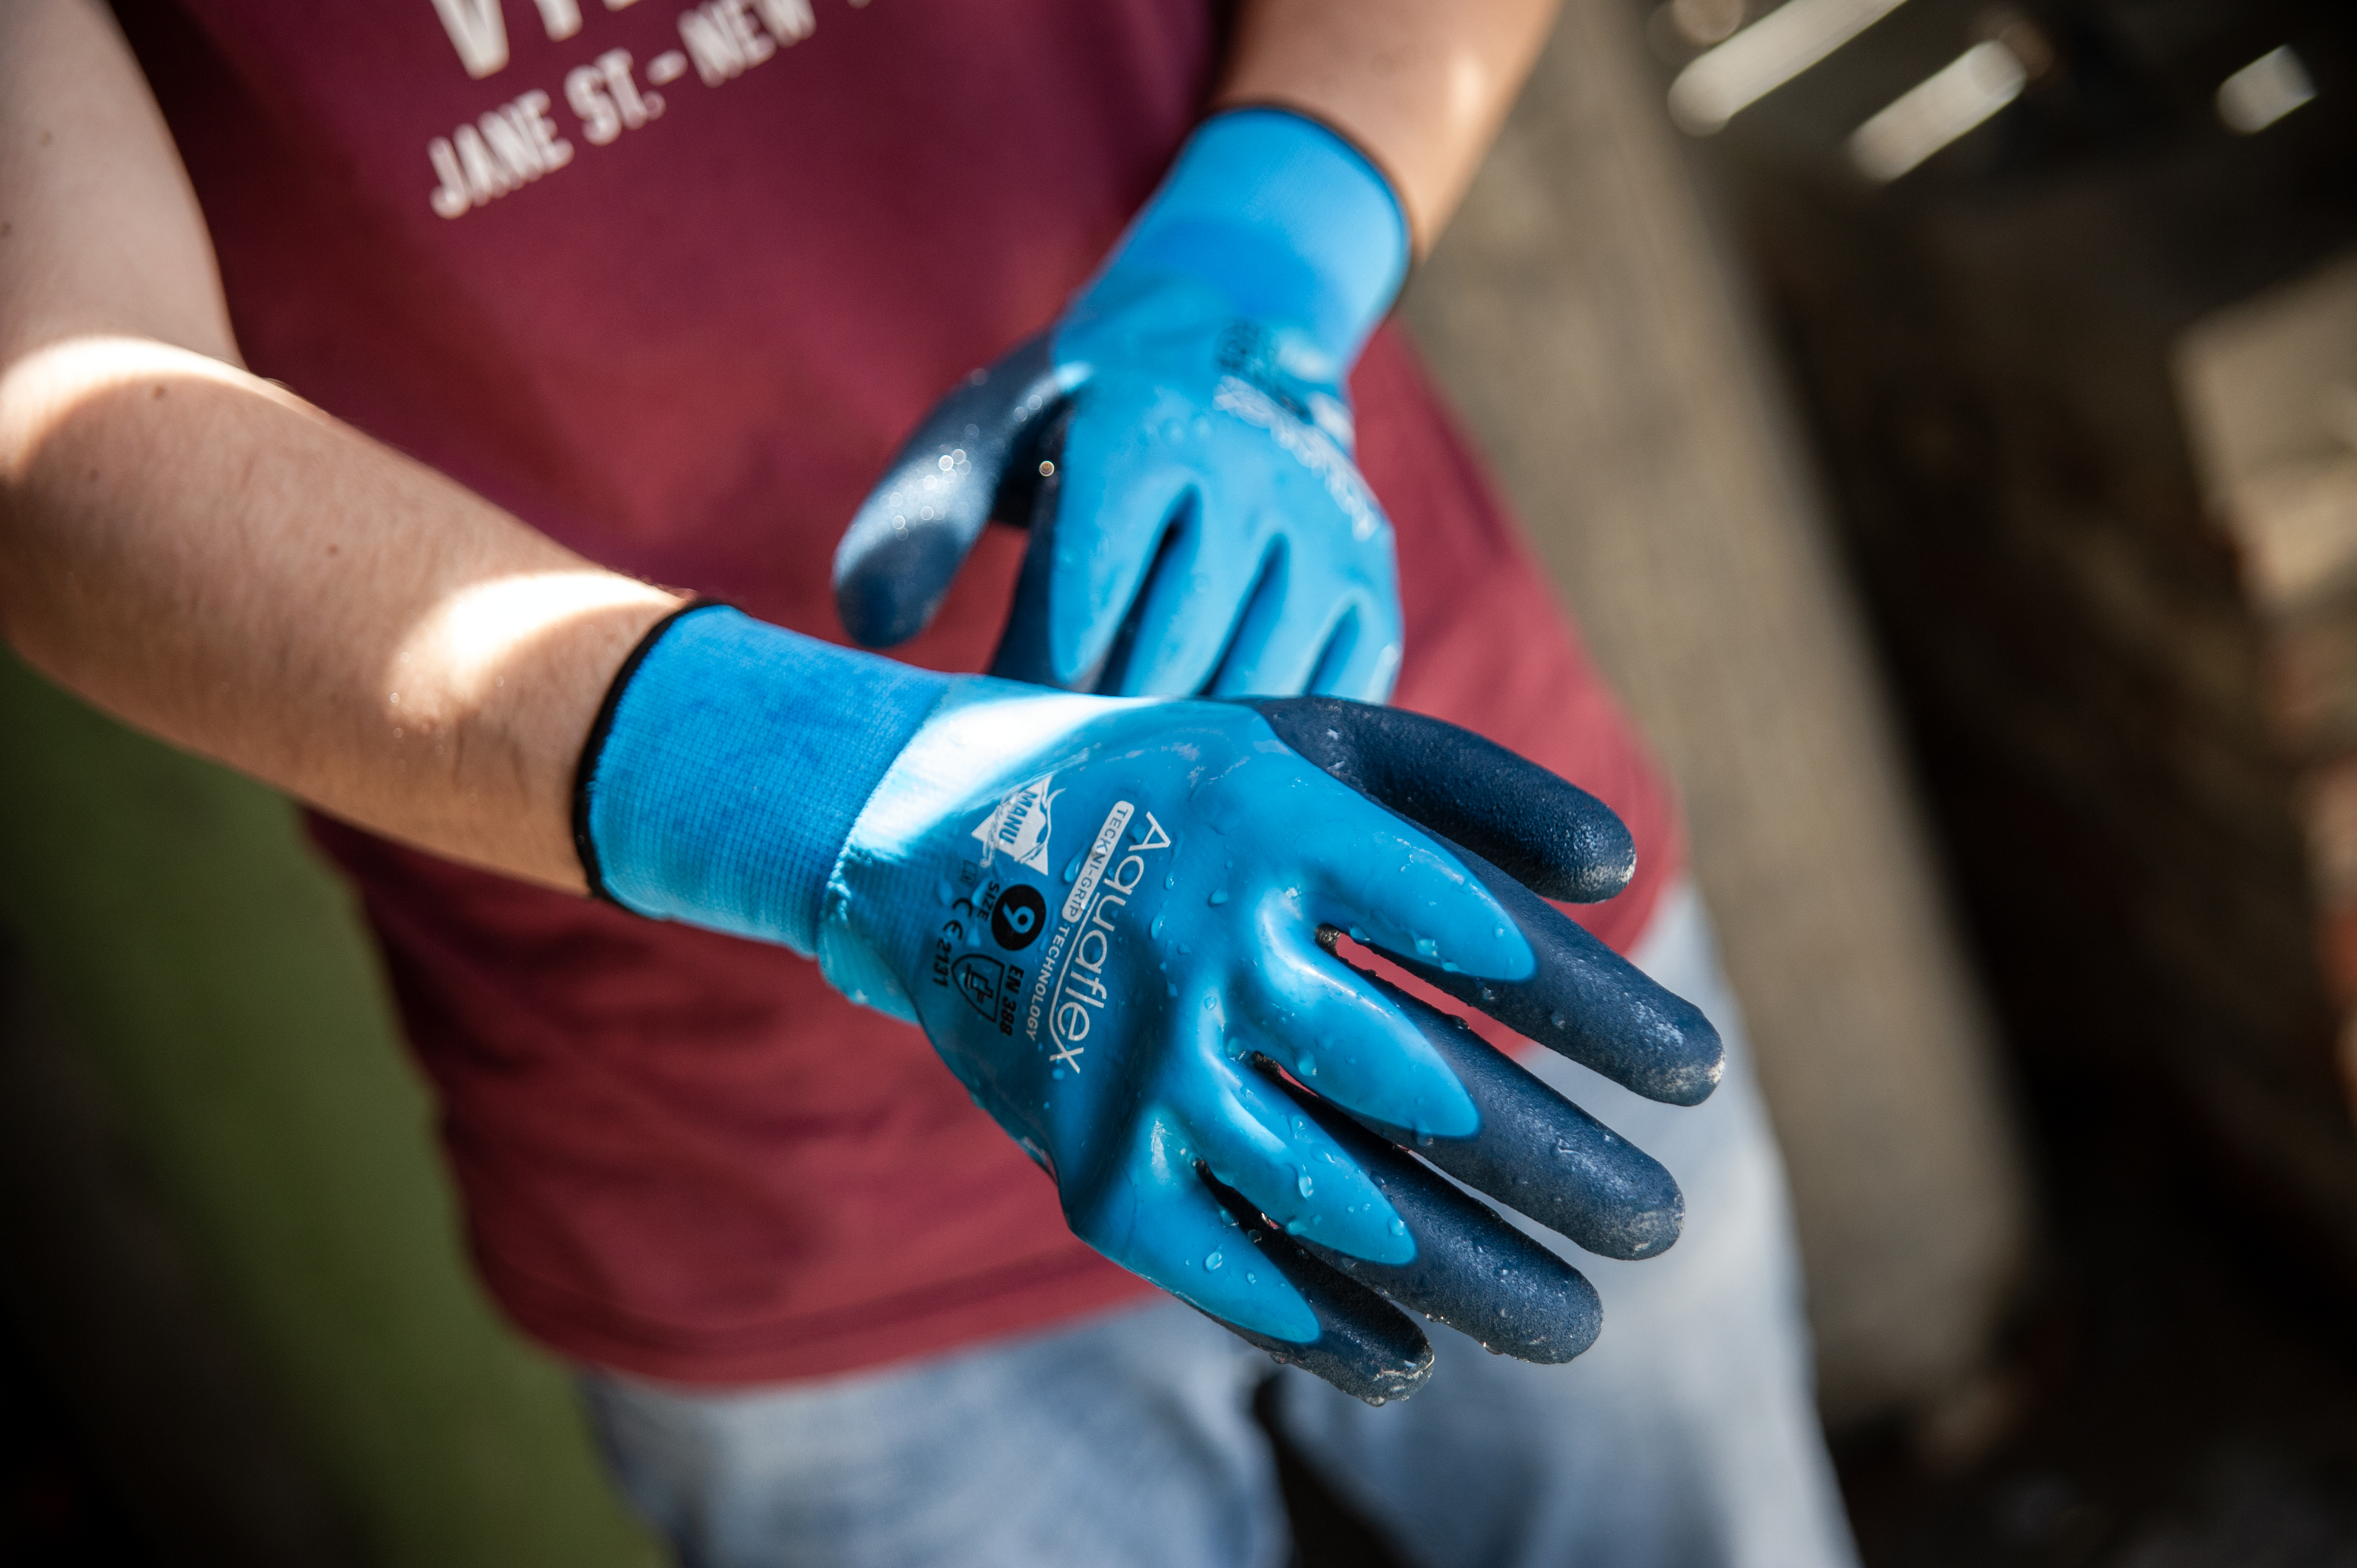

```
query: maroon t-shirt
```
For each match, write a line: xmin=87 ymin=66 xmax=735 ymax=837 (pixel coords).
xmin=122 ymin=0 xmax=1683 ymax=1383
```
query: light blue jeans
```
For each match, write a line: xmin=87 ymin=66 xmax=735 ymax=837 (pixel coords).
xmin=580 ymin=882 xmax=1860 ymax=1568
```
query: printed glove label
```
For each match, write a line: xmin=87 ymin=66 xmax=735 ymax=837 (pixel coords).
xmin=971 ymin=773 xmax=1060 ymax=872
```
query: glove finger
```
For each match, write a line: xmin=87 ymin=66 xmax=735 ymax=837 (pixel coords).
xmin=992 ymin=424 xmax=1195 ymax=690
xmin=1260 ymin=1062 xmax=1604 ymax=1362
xmin=1204 ymin=544 xmax=1351 ymax=700
xmin=1254 ymin=698 xmax=1635 ymax=904
xmin=1386 ymin=841 xmax=1723 ymax=1108
xmin=835 ymin=333 xmax=1064 ymax=649
xmin=1066 ymin=1107 xmax=1326 ymax=1342
xmin=1096 ymin=482 xmax=1274 ymax=696
xmin=1192 ymin=1167 xmax=1436 ymax=1404
xmin=1303 ymin=601 xmax=1404 ymax=704
xmin=1183 ymin=1059 xmax=1416 ymax=1268
xmin=1242 ymin=924 xmax=1485 ymax=1141
xmin=1031 ymin=389 xmax=1216 ymax=688
xmin=987 ymin=409 xmax=1075 ymax=687
xmin=1279 ymin=797 xmax=1535 ymax=993
xmin=1314 ymin=949 xmax=1685 ymax=1260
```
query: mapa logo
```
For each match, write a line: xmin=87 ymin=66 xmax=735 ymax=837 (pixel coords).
xmin=972 ymin=775 xmax=1060 ymax=873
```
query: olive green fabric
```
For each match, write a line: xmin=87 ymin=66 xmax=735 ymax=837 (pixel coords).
xmin=0 ymin=649 xmax=661 ymax=1567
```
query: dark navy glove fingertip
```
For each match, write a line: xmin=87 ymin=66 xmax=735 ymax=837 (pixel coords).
xmin=835 ymin=334 xmax=1063 ymax=650
xmin=1250 ymin=696 xmax=1640 ymax=904
xmin=1547 ymin=809 xmax=1638 ymax=905
xmin=1644 ymin=994 xmax=1725 ymax=1108
xmin=1196 ymin=1167 xmax=1435 ymax=1403
xmin=835 ymin=532 xmax=964 ymax=647
xmin=1265 ymin=1067 xmax=1606 ymax=1362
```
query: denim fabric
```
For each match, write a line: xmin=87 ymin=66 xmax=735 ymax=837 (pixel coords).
xmin=1268 ymin=880 xmax=1860 ymax=1568
xmin=580 ymin=881 xmax=1860 ymax=1568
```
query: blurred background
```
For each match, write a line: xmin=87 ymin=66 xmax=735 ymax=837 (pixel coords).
xmin=5 ymin=0 xmax=2356 ymax=1562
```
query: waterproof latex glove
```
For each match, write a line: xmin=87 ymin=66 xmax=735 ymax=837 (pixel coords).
xmin=575 ymin=606 xmax=1722 ymax=1401
xmin=832 ymin=107 xmax=1410 ymax=702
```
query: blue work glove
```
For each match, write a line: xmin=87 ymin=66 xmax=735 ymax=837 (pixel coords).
xmin=577 ymin=605 xmax=1722 ymax=1401
xmin=832 ymin=107 xmax=1411 ymax=702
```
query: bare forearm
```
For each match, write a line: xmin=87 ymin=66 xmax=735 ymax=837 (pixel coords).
xmin=1218 ymin=0 xmax=1562 ymax=251
xmin=0 ymin=0 xmax=674 ymax=891
xmin=0 ymin=340 xmax=677 ymax=890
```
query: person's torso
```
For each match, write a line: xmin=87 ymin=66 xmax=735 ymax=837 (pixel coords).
xmin=127 ymin=0 xmax=1212 ymax=636
xmin=122 ymin=0 xmax=1683 ymax=1381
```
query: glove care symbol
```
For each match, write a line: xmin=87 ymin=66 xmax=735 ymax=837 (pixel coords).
xmin=973 ymin=774 xmax=1060 ymax=873
xmin=950 ymin=954 xmax=1022 ymax=1035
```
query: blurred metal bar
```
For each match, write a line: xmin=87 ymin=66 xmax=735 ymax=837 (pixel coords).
xmin=1669 ymin=0 xmax=1910 ymax=133
xmin=1849 ymin=42 xmax=2027 ymax=183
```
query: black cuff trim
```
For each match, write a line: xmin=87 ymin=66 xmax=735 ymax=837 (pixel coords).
xmin=571 ymin=598 xmax=729 ymax=905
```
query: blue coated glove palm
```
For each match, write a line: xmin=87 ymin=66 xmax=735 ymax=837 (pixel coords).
xmin=833 ymin=108 xmax=1410 ymax=702
xmin=578 ymin=607 xmax=1722 ymax=1401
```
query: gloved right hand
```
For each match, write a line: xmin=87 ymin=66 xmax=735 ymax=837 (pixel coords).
xmin=575 ymin=605 xmax=1722 ymax=1402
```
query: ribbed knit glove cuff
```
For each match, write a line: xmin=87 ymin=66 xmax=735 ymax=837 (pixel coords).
xmin=574 ymin=604 xmax=951 ymax=955
xmin=1074 ymin=106 xmax=1411 ymax=372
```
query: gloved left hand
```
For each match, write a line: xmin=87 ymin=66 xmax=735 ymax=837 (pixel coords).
xmin=575 ymin=606 xmax=1722 ymax=1403
xmin=831 ymin=107 xmax=1411 ymax=702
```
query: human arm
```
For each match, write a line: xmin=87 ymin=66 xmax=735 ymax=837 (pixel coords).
xmin=0 ymin=0 xmax=679 ymax=891
xmin=4 ymin=0 xmax=1718 ymax=1402
xmin=1214 ymin=0 xmax=1561 ymax=255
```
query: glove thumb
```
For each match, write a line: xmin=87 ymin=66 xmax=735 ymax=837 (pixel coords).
xmin=833 ymin=333 xmax=1067 ymax=648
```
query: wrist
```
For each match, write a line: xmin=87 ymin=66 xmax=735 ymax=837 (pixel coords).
xmin=1085 ymin=107 xmax=1410 ymax=369
xmin=575 ymin=604 xmax=952 ymax=954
